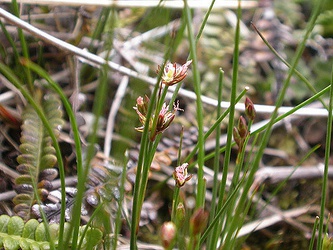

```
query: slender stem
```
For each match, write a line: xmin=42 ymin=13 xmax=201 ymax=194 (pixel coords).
xmin=184 ymin=0 xmax=205 ymax=208
xmin=211 ymin=1 xmax=242 ymax=247
xmin=171 ymin=126 xmax=184 ymax=222
xmin=206 ymin=69 xmax=224 ymax=249
xmin=309 ymin=216 xmax=319 ymax=250
xmin=130 ymin=73 xmax=161 ymax=250
xmin=195 ymin=0 xmax=216 ymax=44
xmin=317 ymin=64 xmax=333 ymax=250
xmin=113 ymin=158 xmax=128 ymax=249
xmin=171 ymin=187 xmax=180 ymax=222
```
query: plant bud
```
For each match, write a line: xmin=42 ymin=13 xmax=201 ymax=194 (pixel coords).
xmin=237 ymin=116 xmax=248 ymax=138
xmin=190 ymin=208 xmax=209 ymax=236
xmin=245 ymin=97 xmax=256 ymax=121
xmin=160 ymin=221 xmax=177 ymax=249
xmin=176 ymin=202 xmax=185 ymax=226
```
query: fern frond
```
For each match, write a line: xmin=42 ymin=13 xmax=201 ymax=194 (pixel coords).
xmin=13 ymin=92 xmax=64 ymax=221
xmin=0 ymin=215 xmax=103 ymax=250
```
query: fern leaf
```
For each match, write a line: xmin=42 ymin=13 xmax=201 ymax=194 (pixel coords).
xmin=13 ymin=92 xmax=63 ymax=220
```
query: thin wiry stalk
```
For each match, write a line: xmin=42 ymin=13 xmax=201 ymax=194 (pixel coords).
xmin=211 ymin=1 xmax=242 ymax=247
xmin=309 ymin=216 xmax=319 ymax=250
xmin=195 ymin=0 xmax=216 ymax=44
xmin=130 ymin=32 xmax=174 ymax=247
xmin=113 ymin=160 xmax=128 ymax=250
xmin=183 ymin=0 xmax=205 ymax=209
xmin=206 ymin=68 xmax=223 ymax=249
xmin=171 ymin=127 xmax=184 ymax=223
xmin=77 ymin=203 xmax=104 ymax=249
xmin=317 ymin=64 xmax=333 ymax=249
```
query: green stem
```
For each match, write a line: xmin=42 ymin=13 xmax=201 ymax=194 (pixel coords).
xmin=171 ymin=187 xmax=180 ymax=222
xmin=309 ymin=216 xmax=319 ymax=250
xmin=130 ymin=73 xmax=161 ymax=250
xmin=183 ymin=0 xmax=205 ymax=208
xmin=206 ymin=69 xmax=224 ymax=249
xmin=211 ymin=2 xmax=241 ymax=247
xmin=317 ymin=64 xmax=333 ymax=250
xmin=171 ymin=126 xmax=184 ymax=222
xmin=113 ymin=159 xmax=128 ymax=250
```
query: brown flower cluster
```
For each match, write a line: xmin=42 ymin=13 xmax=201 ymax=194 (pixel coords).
xmin=134 ymin=97 xmax=182 ymax=141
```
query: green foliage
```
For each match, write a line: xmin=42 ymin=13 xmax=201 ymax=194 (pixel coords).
xmin=0 ymin=215 xmax=103 ymax=250
xmin=13 ymin=91 xmax=64 ymax=220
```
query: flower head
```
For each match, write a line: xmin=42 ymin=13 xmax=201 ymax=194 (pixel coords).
xmin=136 ymin=95 xmax=149 ymax=117
xmin=134 ymin=98 xmax=182 ymax=141
xmin=133 ymin=95 xmax=150 ymax=132
xmin=157 ymin=60 xmax=192 ymax=86
xmin=173 ymin=163 xmax=192 ymax=187
xmin=156 ymin=102 xmax=179 ymax=133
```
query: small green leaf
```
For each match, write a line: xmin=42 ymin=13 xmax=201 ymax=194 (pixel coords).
xmin=15 ymin=175 xmax=34 ymax=185
xmin=17 ymin=154 xmax=37 ymax=166
xmin=35 ymin=223 xmax=47 ymax=242
xmin=12 ymin=194 xmax=32 ymax=205
xmin=85 ymin=227 xmax=103 ymax=249
xmin=19 ymin=143 xmax=36 ymax=154
xmin=0 ymin=215 xmax=10 ymax=232
xmin=49 ymin=223 xmax=59 ymax=240
xmin=3 ymin=236 xmax=20 ymax=250
xmin=7 ymin=216 xmax=24 ymax=236
xmin=40 ymin=155 xmax=57 ymax=169
xmin=19 ymin=238 xmax=29 ymax=250
xmin=40 ymin=241 xmax=51 ymax=250
xmin=22 ymin=219 xmax=39 ymax=239
xmin=42 ymin=146 xmax=56 ymax=156
xmin=31 ymin=242 xmax=44 ymax=250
